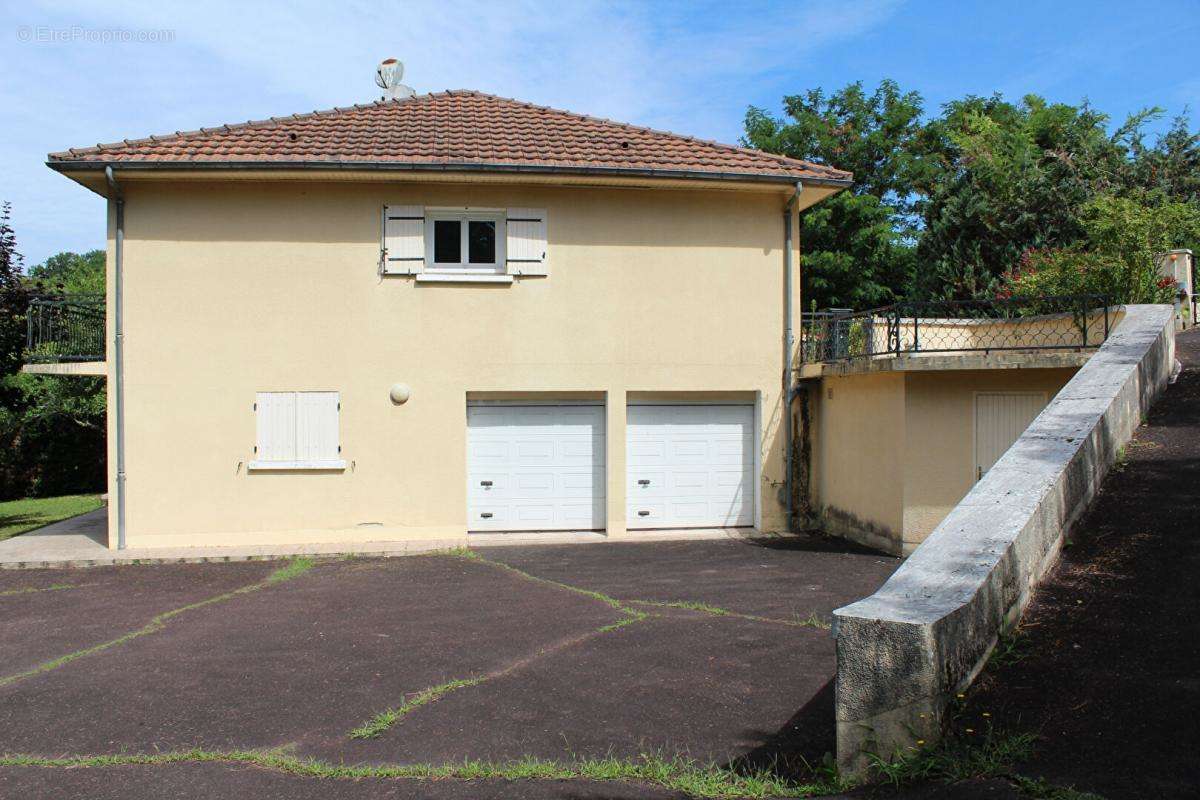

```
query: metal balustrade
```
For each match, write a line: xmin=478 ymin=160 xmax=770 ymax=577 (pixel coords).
xmin=801 ymin=295 xmax=1111 ymax=363
xmin=25 ymin=294 xmax=106 ymax=363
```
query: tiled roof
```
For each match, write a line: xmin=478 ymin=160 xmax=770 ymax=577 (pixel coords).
xmin=47 ymin=90 xmax=851 ymax=185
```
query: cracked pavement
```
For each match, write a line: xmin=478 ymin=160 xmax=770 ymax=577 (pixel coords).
xmin=0 ymin=536 xmax=898 ymax=798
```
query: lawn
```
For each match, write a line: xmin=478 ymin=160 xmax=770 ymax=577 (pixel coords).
xmin=0 ymin=494 xmax=104 ymax=543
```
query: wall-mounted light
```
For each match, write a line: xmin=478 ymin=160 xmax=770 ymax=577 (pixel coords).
xmin=389 ymin=383 xmax=412 ymax=404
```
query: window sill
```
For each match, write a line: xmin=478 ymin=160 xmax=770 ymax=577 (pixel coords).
xmin=415 ymin=273 xmax=513 ymax=284
xmin=248 ymin=460 xmax=347 ymax=472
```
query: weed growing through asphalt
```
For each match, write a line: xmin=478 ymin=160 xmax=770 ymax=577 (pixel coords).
xmin=0 ymin=557 xmax=316 ymax=687
xmin=0 ymin=582 xmax=84 ymax=598
xmin=0 ymin=749 xmax=850 ymax=798
xmin=351 ymin=678 xmax=484 ymax=738
xmin=632 ymin=599 xmax=831 ymax=629
xmin=1011 ymin=775 xmax=1106 ymax=800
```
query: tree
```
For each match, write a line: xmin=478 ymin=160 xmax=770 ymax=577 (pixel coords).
xmin=0 ymin=235 xmax=108 ymax=500
xmin=911 ymin=95 xmax=1139 ymax=299
xmin=0 ymin=202 xmax=28 ymax=380
xmin=744 ymin=80 xmax=926 ymax=308
xmin=27 ymin=249 xmax=105 ymax=295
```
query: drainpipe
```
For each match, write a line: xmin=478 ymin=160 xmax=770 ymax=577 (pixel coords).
xmin=782 ymin=181 xmax=803 ymax=530
xmin=105 ymin=166 xmax=127 ymax=550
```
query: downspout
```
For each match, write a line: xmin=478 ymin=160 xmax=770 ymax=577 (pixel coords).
xmin=782 ymin=181 xmax=803 ymax=530
xmin=105 ymin=166 xmax=127 ymax=550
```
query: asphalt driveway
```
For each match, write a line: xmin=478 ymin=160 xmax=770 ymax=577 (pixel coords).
xmin=0 ymin=536 xmax=897 ymax=798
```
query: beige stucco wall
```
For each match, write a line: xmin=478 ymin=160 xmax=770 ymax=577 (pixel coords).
xmin=810 ymin=371 xmax=906 ymax=552
xmin=809 ymin=365 xmax=1077 ymax=555
xmin=900 ymin=368 xmax=1078 ymax=549
xmin=104 ymin=179 xmax=802 ymax=548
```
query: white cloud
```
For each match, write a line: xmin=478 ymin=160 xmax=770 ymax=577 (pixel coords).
xmin=1 ymin=0 xmax=901 ymax=265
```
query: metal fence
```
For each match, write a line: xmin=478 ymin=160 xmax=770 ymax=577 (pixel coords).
xmin=25 ymin=294 xmax=106 ymax=362
xmin=801 ymin=295 xmax=1111 ymax=364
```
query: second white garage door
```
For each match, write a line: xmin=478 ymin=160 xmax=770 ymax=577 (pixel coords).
xmin=626 ymin=404 xmax=754 ymax=529
xmin=467 ymin=404 xmax=605 ymax=532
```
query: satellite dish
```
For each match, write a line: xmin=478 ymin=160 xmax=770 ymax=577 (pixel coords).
xmin=375 ymin=58 xmax=415 ymax=100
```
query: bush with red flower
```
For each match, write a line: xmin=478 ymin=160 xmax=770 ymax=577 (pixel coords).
xmin=1001 ymin=194 xmax=1200 ymax=305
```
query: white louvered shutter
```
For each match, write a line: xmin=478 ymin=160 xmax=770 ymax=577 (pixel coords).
xmin=255 ymin=392 xmax=297 ymax=463
xmin=296 ymin=391 xmax=340 ymax=462
xmin=505 ymin=208 xmax=548 ymax=276
xmin=382 ymin=205 xmax=425 ymax=275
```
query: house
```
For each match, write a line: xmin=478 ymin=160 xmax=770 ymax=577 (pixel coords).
xmin=35 ymin=87 xmax=1118 ymax=556
xmin=40 ymin=89 xmax=854 ymax=550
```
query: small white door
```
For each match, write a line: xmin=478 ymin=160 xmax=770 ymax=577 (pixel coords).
xmin=627 ymin=404 xmax=754 ymax=529
xmin=467 ymin=404 xmax=605 ymax=532
xmin=974 ymin=392 xmax=1047 ymax=481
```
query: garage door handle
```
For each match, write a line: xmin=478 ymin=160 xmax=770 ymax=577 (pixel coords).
xmin=637 ymin=479 xmax=650 ymax=486
xmin=480 ymin=480 xmax=493 ymax=487
xmin=638 ymin=510 xmax=650 ymax=517
xmin=480 ymin=512 xmax=493 ymax=518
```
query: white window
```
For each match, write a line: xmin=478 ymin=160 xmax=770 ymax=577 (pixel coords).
xmin=425 ymin=210 xmax=506 ymax=274
xmin=250 ymin=391 xmax=345 ymax=471
xmin=382 ymin=206 xmax=548 ymax=279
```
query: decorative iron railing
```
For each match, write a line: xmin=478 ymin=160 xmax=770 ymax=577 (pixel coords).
xmin=25 ymin=294 xmax=106 ymax=362
xmin=801 ymin=295 xmax=1111 ymax=364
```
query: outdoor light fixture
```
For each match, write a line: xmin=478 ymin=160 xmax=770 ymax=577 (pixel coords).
xmin=389 ymin=383 xmax=412 ymax=404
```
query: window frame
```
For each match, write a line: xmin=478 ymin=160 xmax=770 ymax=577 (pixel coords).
xmin=423 ymin=208 xmax=507 ymax=274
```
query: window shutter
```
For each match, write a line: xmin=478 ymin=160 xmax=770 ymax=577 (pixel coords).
xmin=295 ymin=391 xmax=340 ymax=462
xmin=382 ymin=205 xmax=425 ymax=275
xmin=255 ymin=391 xmax=297 ymax=463
xmin=505 ymin=208 xmax=548 ymax=276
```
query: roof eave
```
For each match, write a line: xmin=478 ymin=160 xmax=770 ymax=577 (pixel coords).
xmin=45 ymin=158 xmax=854 ymax=189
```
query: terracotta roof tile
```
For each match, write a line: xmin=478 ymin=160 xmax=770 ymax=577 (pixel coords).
xmin=47 ymin=90 xmax=851 ymax=185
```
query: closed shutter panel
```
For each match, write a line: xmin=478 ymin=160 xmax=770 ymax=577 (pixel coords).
xmin=296 ymin=391 xmax=340 ymax=462
xmin=505 ymin=208 xmax=548 ymax=276
xmin=255 ymin=392 xmax=297 ymax=463
xmin=252 ymin=391 xmax=344 ymax=469
xmin=382 ymin=205 xmax=425 ymax=275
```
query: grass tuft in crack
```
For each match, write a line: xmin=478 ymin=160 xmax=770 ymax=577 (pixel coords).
xmin=0 ymin=557 xmax=316 ymax=688
xmin=0 ymin=750 xmax=849 ymax=798
xmin=0 ymin=582 xmax=84 ymax=598
xmin=350 ymin=678 xmax=484 ymax=739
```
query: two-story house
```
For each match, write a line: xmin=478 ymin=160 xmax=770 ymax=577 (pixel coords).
xmin=44 ymin=89 xmax=852 ymax=550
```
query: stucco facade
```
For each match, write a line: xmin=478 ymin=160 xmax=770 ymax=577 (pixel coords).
xmin=99 ymin=178 xmax=812 ymax=548
xmin=809 ymin=365 xmax=1079 ymax=554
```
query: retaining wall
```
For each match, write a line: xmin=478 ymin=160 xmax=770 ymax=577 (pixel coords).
xmin=832 ymin=304 xmax=1177 ymax=775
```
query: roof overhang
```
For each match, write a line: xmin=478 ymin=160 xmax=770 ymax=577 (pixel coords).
xmin=48 ymin=159 xmax=851 ymax=209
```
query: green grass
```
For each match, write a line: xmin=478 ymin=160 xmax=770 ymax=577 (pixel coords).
xmin=0 ymin=557 xmax=315 ymax=688
xmin=1011 ymin=776 xmax=1106 ymax=800
xmin=0 ymin=750 xmax=849 ymax=798
xmin=350 ymin=678 xmax=484 ymax=739
xmin=0 ymin=494 xmax=103 ymax=543
xmin=0 ymin=582 xmax=84 ymax=598
xmin=868 ymin=728 xmax=1037 ymax=787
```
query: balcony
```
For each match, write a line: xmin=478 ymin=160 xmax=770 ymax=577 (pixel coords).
xmin=23 ymin=294 xmax=106 ymax=375
xmin=800 ymin=295 xmax=1115 ymax=375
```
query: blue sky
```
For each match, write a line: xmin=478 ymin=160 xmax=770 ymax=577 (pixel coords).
xmin=3 ymin=0 xmax=1199 ymax=266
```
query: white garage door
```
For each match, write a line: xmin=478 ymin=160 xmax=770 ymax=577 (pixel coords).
xmin=467 ymin=404 xmax=605 ymax=532
xmin=626 ymin=404 xmax=754 ymax=529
